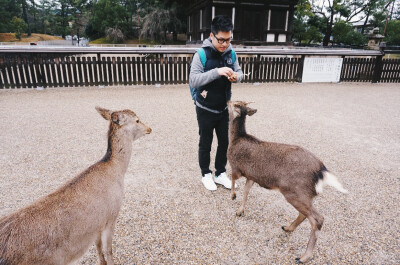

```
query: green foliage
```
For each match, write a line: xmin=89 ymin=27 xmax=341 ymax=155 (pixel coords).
xmin=332 ymin=20 xmax=366 ymax=46
xmin=308 ymin=15 xmax=327 ymax=33
xmin=346 ymin=30 xmax=368 ymax=46
xmin=11 ymin=16 xmax=27 ymax=40
xmin=295 ymin=0 xmax=313 ymax=18
xmin=305 ymin=26 xmax=323 ymax=44
xmin=370 ymin=9 xmax=387 ymax=29
xmin=292 ymin=17 xmax=307 ymax=43
xmin=384 ymin=20 xmax=400 ymax=45
xmin=292 ymin=0 xmax=312 ymax=43
xmin=0 ymin=0 xmax=20 ymax=32
xmin=86 ymin=0 xmax=128 ymax=39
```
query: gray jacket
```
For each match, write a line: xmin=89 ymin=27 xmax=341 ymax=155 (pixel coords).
xmin=189 ymin=38 xmax=243 ymax=89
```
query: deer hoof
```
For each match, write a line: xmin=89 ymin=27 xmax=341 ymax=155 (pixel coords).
xmin=295 ymin=258 xmax=303 ymax=264
xmin=236 ymin=210 xmax=244 ymax=216
xmin=282 ymin=226 xmax=294 ymax=232
xmin=231 ymin=194 xmax=236 ymax=200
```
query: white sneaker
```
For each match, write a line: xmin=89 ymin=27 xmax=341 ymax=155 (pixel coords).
xmin=214 ymin=172 xmax=237 ymax=189
xmin=202 ymin=173 xmax=217 ymax=191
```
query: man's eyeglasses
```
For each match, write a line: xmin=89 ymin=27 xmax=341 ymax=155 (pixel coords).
xmin=213 ymin=35 xmax=232 ymax=44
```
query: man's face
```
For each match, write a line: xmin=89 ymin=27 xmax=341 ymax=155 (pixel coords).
xmin=210 ymin=31 xmax=232 ymax=53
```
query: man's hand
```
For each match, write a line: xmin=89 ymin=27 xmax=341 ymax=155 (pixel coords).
xmin=217 ymin=67 xmax=234 ymax=78
xmin=228 ymin=73 xmax=238 ymax=82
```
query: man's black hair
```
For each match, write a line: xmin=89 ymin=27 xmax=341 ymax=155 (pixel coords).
xmin=211 ymin=15 xmax=233 ymax=35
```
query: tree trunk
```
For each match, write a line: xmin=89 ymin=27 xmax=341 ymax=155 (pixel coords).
xmin=61 ymin=3 xmax=67 ymax=38
xmin=323 ymin=9 xmax=335 ymax=46
xmin=21 ymin=0 xmax=31 ymax=36
xmin=30 ymin=0 xmax=37 ymax=34
xmin=361 ymin=12 xmax=370 ymax=35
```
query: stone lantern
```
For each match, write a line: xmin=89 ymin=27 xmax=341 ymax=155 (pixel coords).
xmin=367 ymin=27 xmax=385 ymax=50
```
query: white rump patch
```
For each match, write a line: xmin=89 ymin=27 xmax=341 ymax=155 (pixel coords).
xmin=315 ymin=180 xmax=324 ymax=194
xmin=316 ymin=171 xmax=349 ymax=194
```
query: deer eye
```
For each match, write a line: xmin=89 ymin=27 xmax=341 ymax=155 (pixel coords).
xmin=136 ymin=120 xmax=139 ymax=123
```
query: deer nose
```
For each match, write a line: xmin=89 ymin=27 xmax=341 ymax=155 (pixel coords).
xmin=146 ymin=127 xmax=152 ymax=134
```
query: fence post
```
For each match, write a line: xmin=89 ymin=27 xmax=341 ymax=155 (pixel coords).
xmin=296 ymin=55 xmax=305 ymax=83
xmin=372 ymin=42 xmax=386 ymax=83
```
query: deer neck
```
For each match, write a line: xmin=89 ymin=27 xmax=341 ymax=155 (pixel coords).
xmin=102 ymin=127 xmax=133 ymax=174
xmin=229 ymin=116 xmax=247 ymax=143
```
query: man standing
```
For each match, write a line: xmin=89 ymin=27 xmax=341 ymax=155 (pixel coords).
xmin=189 ymin=15 xmax=243 ymax=191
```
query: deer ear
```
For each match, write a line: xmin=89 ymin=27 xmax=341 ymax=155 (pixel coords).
xmin=96 ymin=106 xmax=112 ymax=121
xmin=246 ymin=107 xmax=257 ymax=116
xmin=111 ymin=112 xmax=127 ymax=125
xmin=233 ymin=105 xmax=241 ymax=118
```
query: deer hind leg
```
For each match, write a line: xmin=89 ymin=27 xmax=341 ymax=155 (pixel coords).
xmin=282 ymin=212 xmax=306 ymax=232
xmin=284 ymin=195 xmax=324 ymax=264
xmin=236 ymin=178 xmax=254 ymax=216
xmin=231 ymin=171 xmax=241 ymax=200
xmin=97 ymin=220 xmax=116 ymax=265
xmin=297 ymin=207 xmax=324 ymax=264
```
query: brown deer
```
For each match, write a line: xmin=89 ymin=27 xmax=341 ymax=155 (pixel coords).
xmin=227 ymin=101 xmax=348 ymax=264
xmin=0 ymin=107 xmax=151 ymax=265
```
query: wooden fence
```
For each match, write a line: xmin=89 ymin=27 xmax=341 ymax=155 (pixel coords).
xmin=340 ymin=57 xmax=400 ymax=82
xmin=0 ymin=47 xmax=399 ymax=89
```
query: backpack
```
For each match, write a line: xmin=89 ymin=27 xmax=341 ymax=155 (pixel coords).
xmin=189 ymin=48 xmax=236 ymax=101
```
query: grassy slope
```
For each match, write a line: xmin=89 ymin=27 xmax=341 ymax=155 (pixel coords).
xmin=0 ymin=33 xmax=63 ymax=42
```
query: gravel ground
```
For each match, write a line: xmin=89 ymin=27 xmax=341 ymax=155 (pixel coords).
xmin=0 ymin=82 xmax=399 ymax=265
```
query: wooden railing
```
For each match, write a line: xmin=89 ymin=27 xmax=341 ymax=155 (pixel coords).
xmin=0 ymin=46 xmax=398 ymax=89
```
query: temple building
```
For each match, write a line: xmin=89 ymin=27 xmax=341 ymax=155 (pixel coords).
xmin=186 ymin=0 xmax=299 ymax=45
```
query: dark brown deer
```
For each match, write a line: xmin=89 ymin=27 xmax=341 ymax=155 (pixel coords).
xmin=227 ymin=101 xmax=348 ymax=263
xmin=0 ymin=107 xmax=151 ymax=265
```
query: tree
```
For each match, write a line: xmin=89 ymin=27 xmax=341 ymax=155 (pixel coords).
xmin=68 ymin=0 xmax=90 ymax=43
xmin=54 ymin=0 xmax=70 ymax=38
xmin=293 ymin=0 xmax=392 ymax=46
xmin=20 ymin=0 xmax=31 ymax=36
xmin=36 ymin=0 xmax=56 ymax=35
xmin=28 ymin=0 xmax=39 ymax=34
xmin=140 ymin=6 xmax=183 ymax=43
xmin=140 ymin=7 xmax=170 ymax=43
xmin=312 ymin=0 xmax=350 ymax=46
xmin=355 ymin=0 xmax=387 ymax=34
xmin=86 ymin=0 xmax=128 ymax=39
xmin=293 ymin=0 xmax=313 ymax=43
xmin=105 ymin=27 xmax=125 ymax=43
xmin=305 ymin=25 xmax=324 ymax=44
xmin=164 ymin=0 xmax=187 ymax=41
xmin=384 ymin=19 xmax=400 ymax=44
xmin=11 ymin=16 xmax=27 ymax=40
xmin=0 ymin=0 xmax=20 ymax=32
xmin=332 ymin=20 xmax=366 ymax=46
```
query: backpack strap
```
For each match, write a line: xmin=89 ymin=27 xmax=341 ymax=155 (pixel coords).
xmin=231 ymin=49 xmax=236 ymax=64
xmin=197 ymin=48 xmax=207 ymax=68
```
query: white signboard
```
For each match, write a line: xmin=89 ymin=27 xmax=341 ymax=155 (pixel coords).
xmin=302 ymin=57 xmax=343 ymax=83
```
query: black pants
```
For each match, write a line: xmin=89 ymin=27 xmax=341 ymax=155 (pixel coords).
xmin=196 ymin=106 xmax=229 ymax=176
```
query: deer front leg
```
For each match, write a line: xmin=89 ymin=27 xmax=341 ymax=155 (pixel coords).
xmin=96 ymin=233 xmax=106 ymax=265
xmin=97 ymin=220 xmax=116 ymax=265
xmin=231 ymin=171 xmax=241 ymax=200
xmin=236 ymin=179 xmax=254 ymax=216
